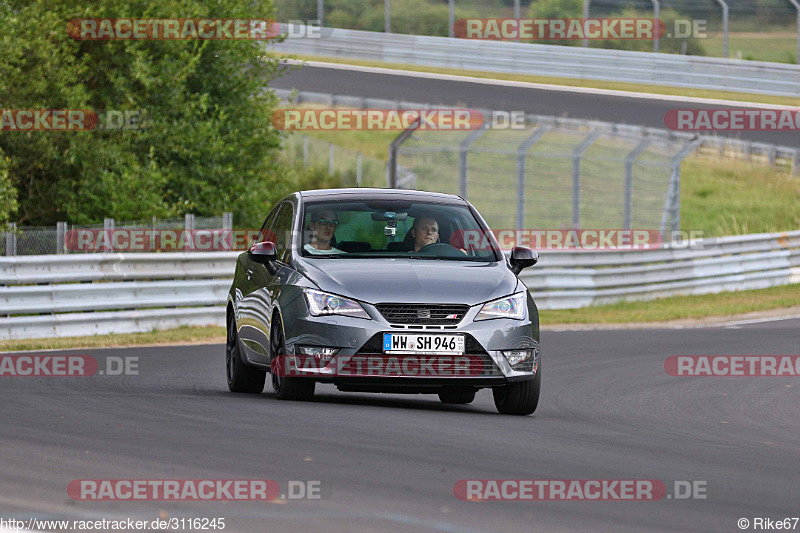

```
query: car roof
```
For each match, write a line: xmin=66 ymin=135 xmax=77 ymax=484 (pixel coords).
xmin=297 ymin=188 xmax=467 ymax=205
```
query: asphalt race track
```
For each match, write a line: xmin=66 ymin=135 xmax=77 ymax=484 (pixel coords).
xmin=271 ymin=63 xmax=800 ymax=147
xmin=1 ymin=319 xmax=798 ymax=532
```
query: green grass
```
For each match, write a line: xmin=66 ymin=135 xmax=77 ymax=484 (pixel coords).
xmin=705 ymin=31 xmax=797 ymax=64
xmin=0 ymin=326 xmax=225 ymax=353
xmin=540 ymin=283 xmax=800 ymax=324
xmin=284 ymin=54 xmax=800 ymax=107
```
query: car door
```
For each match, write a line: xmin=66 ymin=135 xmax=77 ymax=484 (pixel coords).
xmin=236 ymin=205 xmax=282 ymax=364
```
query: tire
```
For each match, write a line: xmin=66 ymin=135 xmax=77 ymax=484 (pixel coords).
xmin=270 ymin=315 xmax=315 ymax=401
xmin=226 ymin=311 xmax=266 ymax=393
xmin=493 ymin=367 xmax=541 ymax=415
xmin=438 ymin=389 xmax=476 ymax=404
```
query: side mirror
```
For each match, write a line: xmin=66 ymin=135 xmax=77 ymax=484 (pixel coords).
xmin=249 ymin=241 xmax=277 ymax=264
xmin=509 ymin=246 xmax=538 ymax=275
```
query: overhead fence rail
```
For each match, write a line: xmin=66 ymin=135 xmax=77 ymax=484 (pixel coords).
xmin=270 ymin=25 xmax=800 ymax=97
xmin=1 ymin=231 xmax=798 ymax=340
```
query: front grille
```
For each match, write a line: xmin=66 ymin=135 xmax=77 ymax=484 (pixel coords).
xmin=375 ymin=304 xmax=469 ymax=325
xmin=352 ymin=333 xmax=502 ymax=376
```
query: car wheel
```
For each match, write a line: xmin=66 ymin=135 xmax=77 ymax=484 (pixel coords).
xmin=270 ymin=315 xmax=315 ymax=401
xmin=226 ymin=311 xmax=266 ymax=393
xmin=493 ymin=367 xmax=541 ymax=415
xmin=438 ymin=389 xmax=476 ymax=404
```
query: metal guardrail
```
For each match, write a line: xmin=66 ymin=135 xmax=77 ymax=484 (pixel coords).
xmin=271 ymin=25 xmax=800 ymax=97
xmin=1 ymin=232 xmax=798 ymax=340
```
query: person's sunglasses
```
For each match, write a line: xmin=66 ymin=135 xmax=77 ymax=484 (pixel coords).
xmin=314 ymin=218 xmax=339 ymax=227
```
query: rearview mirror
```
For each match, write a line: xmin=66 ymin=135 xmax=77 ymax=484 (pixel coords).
xmin=509 ymin=246 xmax=538 ymax=275
xmin=249 ymin=241 xmax=277 ymax=264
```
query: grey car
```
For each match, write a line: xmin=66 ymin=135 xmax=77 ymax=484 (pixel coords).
xmin=226 ymin=188 xmax=541 ymax=415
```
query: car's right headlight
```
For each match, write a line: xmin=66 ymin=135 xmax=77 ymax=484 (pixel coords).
xmin=474 ymin=293 xmax=526 ymax=321
xmin=304 ymin=289 xmax=371 ymax=320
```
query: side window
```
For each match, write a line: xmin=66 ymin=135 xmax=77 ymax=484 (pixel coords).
xmin=272 ymin=202 xmax=294 ymax=263
xmin=258 ymin=206 xmax=280 ymax=245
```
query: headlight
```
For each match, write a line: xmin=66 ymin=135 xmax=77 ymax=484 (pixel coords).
xmin=474 ymin=293 xmax=526 ymax=321
xmin=304 ymin=289 xmax=371 ymax=320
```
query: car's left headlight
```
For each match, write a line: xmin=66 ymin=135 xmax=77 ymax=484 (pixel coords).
xmin=474 ymin=292 xmax=526 ymax=321
xmin=304 ymin=289 xmax=371 ymax=320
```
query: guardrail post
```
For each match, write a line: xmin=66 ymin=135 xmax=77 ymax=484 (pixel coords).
xmin=103 ymin=218 xmax=114 ymax=252
xmin=793 ymin=149 xmax=800 ymax=176
xmin=571 ymin=130 xmax=603 ymax=228
xmin=303 ymin=135 xmax=309 ymax=167
xmin=516 ymin=125 xmax=551 ymax=230
xmin=624 ymin=138 xmax=652 ymax=230
xmin=56 ymin=221 xmax=67 ymax=255
xmin=356 ymin=152 xmax=363 ymax=187
xmin=5 ymin=222 xmax=16 ymax=256
xmin=650 ymin=0 xmax=659 ymax=53
xmin=388 ymin=120 xmax=420 ymax=188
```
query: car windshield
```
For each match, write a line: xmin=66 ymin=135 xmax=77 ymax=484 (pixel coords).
xmin=299 ymin=199 xmax=500 ymax=261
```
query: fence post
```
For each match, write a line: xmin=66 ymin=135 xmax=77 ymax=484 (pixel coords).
xmin=794 ymin=149 xmax=800 ymax=176
xmin=458 ymin=124 xmax=489 ymax=199
xmin=356 ymin=152 xmax=363 ymax=187
xmin=388 ymin=121 xmax=420 ymax=188
xmin=303 ymin=135 xmax=309 ymax=167
xmin=56 ymin=221 xmax=67 ymax=255
xmin=790 ymin=0 xmax=800 ymax=65
xmin=318 ymin=0 xmax=324 ymax=27
xmin=223 ymin=212 xmax=233 ymax=231
xmin=715 ymin=0 xmax=729 ymax=58
xmin=103 ymin=218 xmax=115 ymax=252
xmin=328 ymin=143 xmax=335 ymax=176
xmin=582 ymin=0 xmax=590 ymax=48
xmin=516 ymin=125 xmax=551 ymax=230
xmin=660 ymin=139 xmax=701 ymax=239
xmin=449 ymin=0 xmax=455 ymax=38
xmin=385 ymin=0 xmax=391 ymax=33
xmin=650 ymin=0 xmax=659 ymax=53
xmin=5 ymin=222 xmax=16 ymax=256
xmin=623 ymin=138 xmax=652 ymax=230
xmin=571 ymin=130 xmax=603 ymax=229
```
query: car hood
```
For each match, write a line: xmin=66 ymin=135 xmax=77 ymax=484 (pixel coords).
xmin=296 ymin=258 xmax=518 ymax=306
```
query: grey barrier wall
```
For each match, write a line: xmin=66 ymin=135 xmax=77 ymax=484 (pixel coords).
xmin=270 ymin=25 xmax=800 ymax=97
xmin=1 ymin=231 xmax=798 ymax=340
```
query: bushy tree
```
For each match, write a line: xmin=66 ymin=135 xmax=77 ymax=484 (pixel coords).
xmin=0 ymin=0 xmax=288 ymax=227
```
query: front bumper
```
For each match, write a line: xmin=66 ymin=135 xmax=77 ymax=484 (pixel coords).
xmin=279 ymin=295 xmax=540 ymax=390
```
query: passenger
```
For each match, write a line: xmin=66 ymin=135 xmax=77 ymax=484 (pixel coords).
xmin=410 ymin=216 xmax=440 ymax=252
xmin=304 ymin=210 xmax=344 ymax=255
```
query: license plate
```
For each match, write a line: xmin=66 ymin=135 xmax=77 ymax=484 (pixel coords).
xmin=383 ymin=333 xmax=465 ymax=355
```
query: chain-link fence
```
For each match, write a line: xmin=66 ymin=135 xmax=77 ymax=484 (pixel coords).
xmin=393 ymin=117 xmax=697 ymax=234
xmin=281 ymin=132 xmax=392 ymax=188
xmin=1 ymin=214 xmax=229 ymax=256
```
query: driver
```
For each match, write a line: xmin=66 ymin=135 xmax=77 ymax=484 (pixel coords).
xmin=304 ymin=209 xmax=344 ymax=255
xmin=410 ymin=216 xmax=439 ymax=252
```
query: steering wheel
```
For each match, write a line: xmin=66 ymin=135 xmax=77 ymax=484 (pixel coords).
xmin=416 ymin=243 xmax=467 ymax=257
